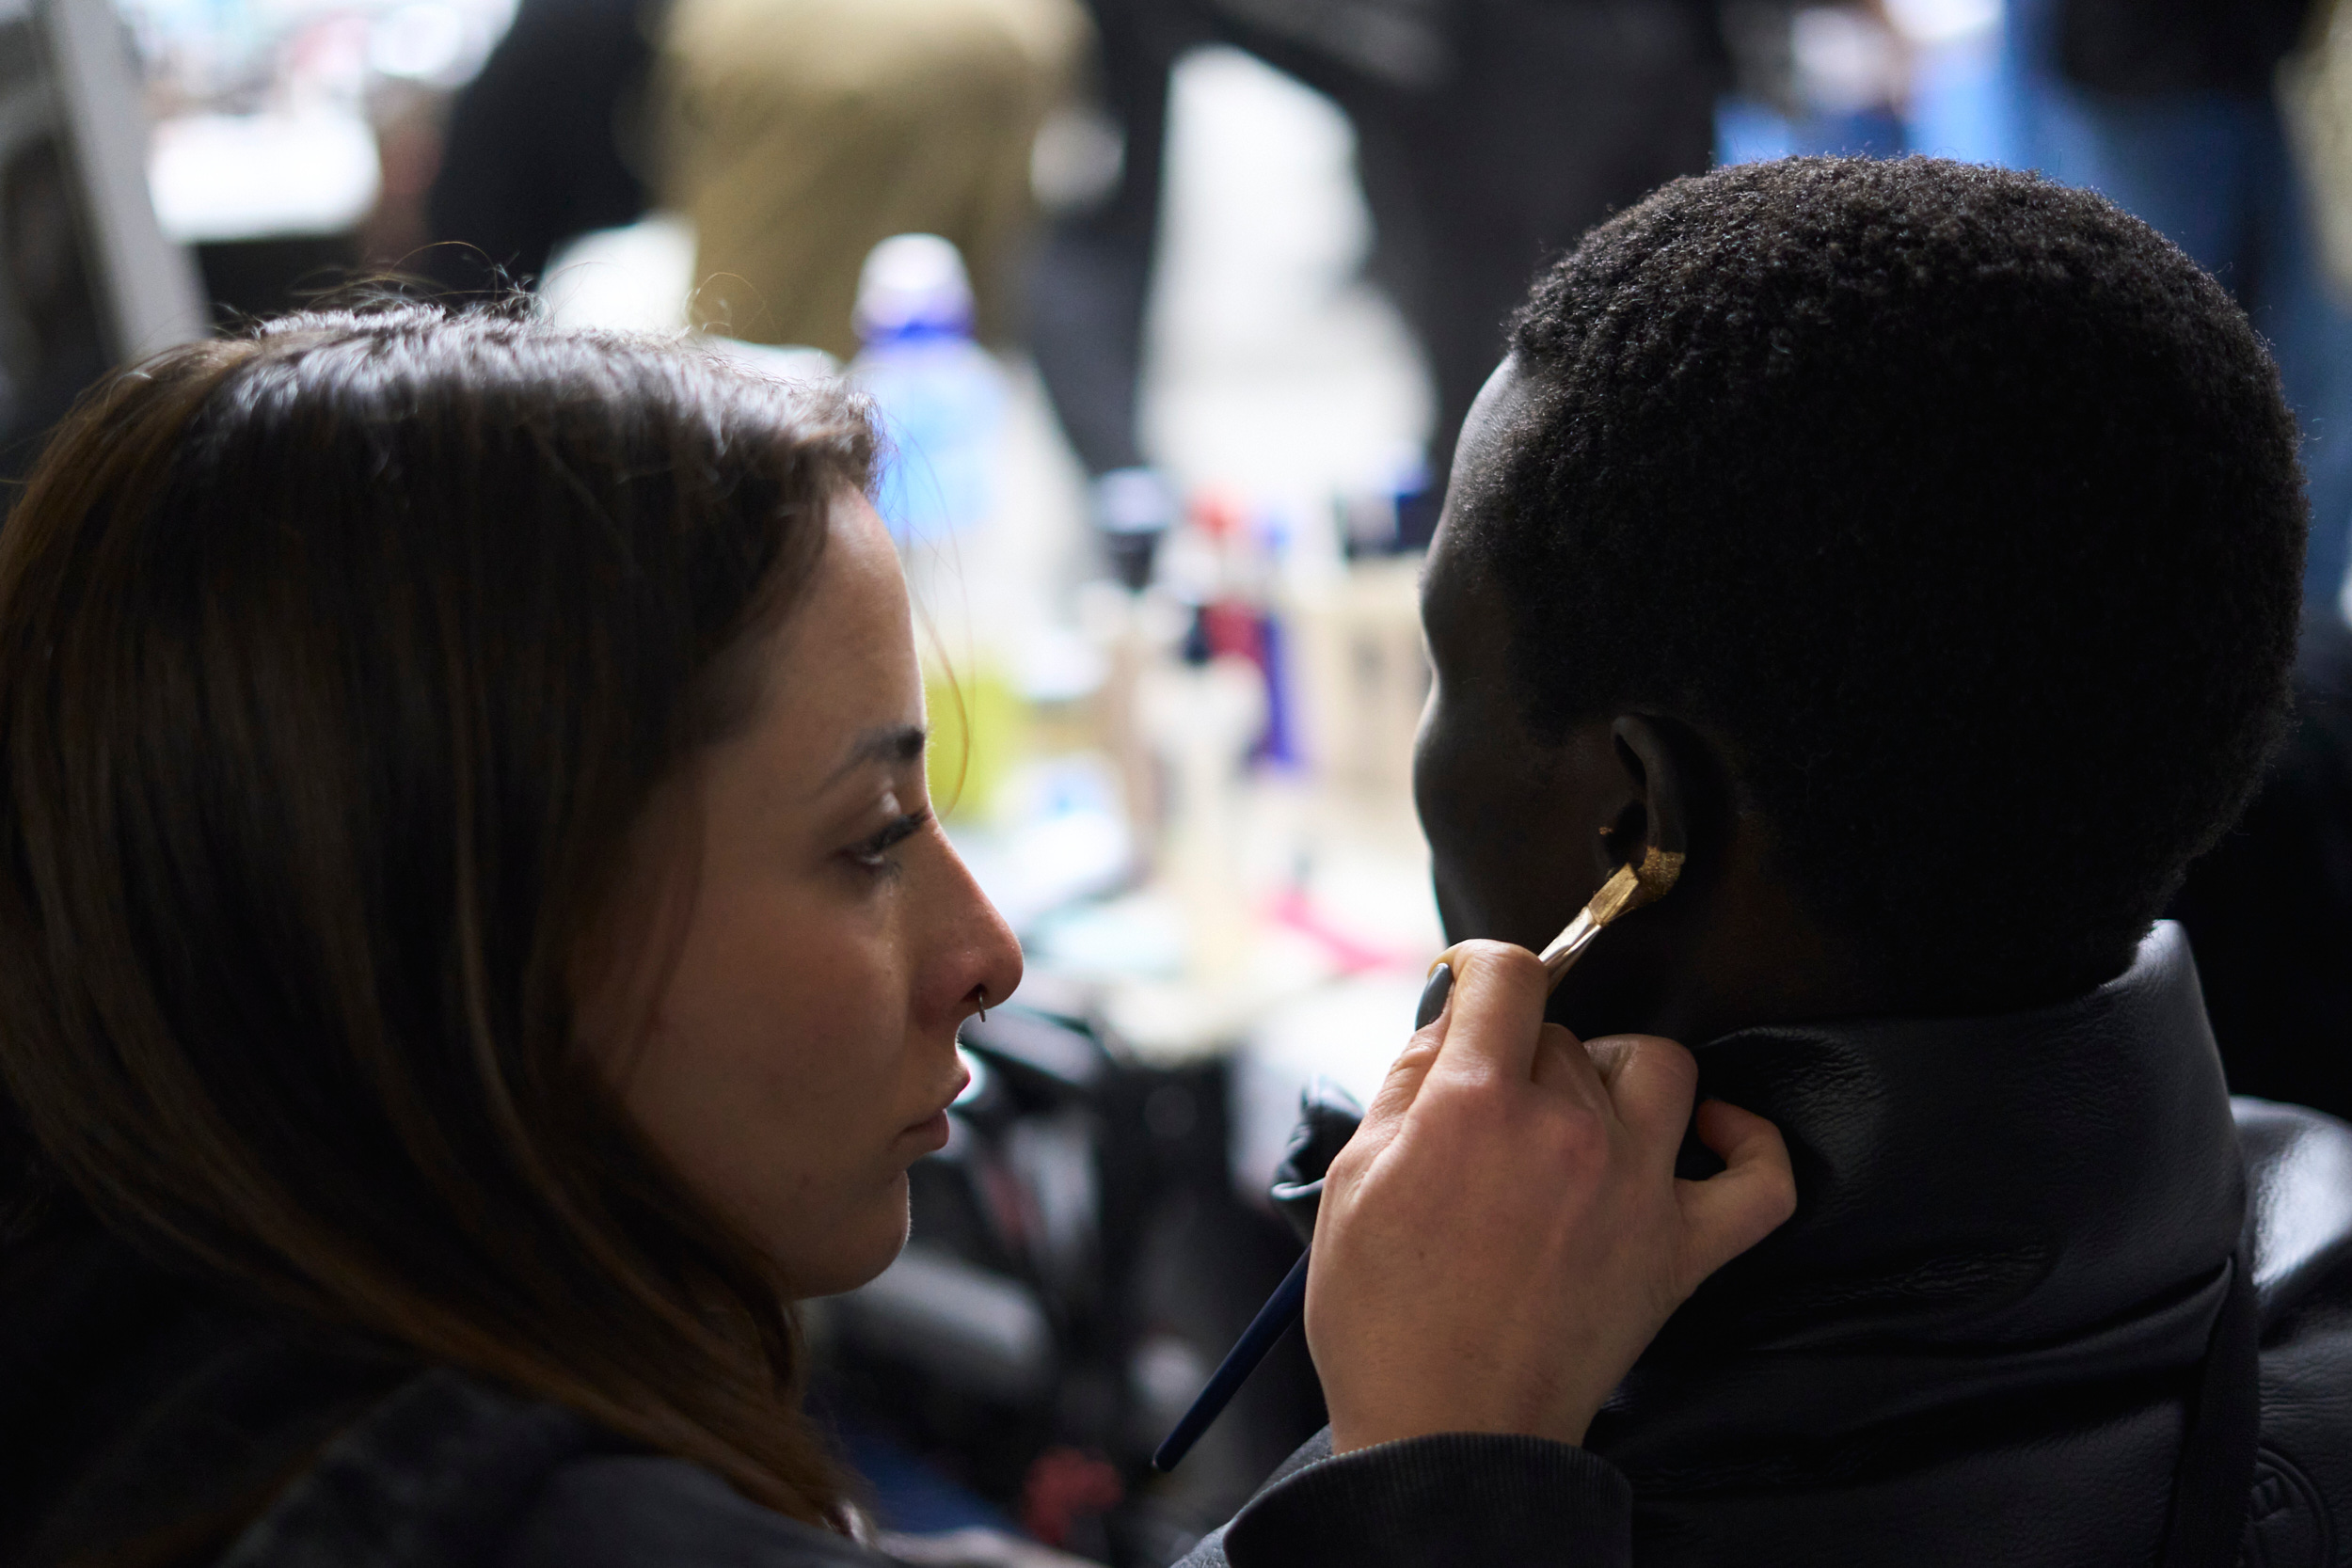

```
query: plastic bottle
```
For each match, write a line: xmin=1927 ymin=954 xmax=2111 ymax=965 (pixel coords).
xmin=848 ymin=235 xmax=1020 ymax=816
xmin=849 ymin=234 xmax=1008 ymax=548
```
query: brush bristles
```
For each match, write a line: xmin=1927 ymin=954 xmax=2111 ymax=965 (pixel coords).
xmin=1584 ymin=848 xmax=1684 ymax=927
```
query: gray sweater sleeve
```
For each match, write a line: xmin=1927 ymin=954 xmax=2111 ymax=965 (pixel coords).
xmin=210 ymin=1361 xmax=1627 ymax=1568
xmin=1177 ymin=1429 xmax=1632 ymax=1568
xmin=493 ymin=1421 xmax=1629 ymax=1568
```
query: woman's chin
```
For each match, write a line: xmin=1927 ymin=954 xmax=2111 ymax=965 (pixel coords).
xmin=785 ymin=1174 xmax=913 ymax=1301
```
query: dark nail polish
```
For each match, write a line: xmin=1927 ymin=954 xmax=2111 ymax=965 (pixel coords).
xmin=1415 ymin=962 xmax=1454 ymax=1029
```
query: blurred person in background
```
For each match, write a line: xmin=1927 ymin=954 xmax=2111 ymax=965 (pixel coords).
xmin=2010 ymin=0 xmax=2352 ymax=615
xmin=2006 ymin=0 xmax=2352 ymax=1126
xmin=417 ymin=0 xmax=658 ymax=293
xmin=655 ymin=0 xmax=1089 ymax=356
xmin=420 ymin=0 xmax=1085 ymax=361
xmin=1029 ymin=0 xmax=1730 ymax=533
xmin=0 ymin=301 xmax=1794 ymax=1568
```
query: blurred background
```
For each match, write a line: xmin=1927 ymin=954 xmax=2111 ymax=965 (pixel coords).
xmin=6 ymin=0 xmax=2352 ymax=1560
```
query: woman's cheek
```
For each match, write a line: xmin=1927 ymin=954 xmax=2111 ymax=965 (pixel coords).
xmin=769 ymin=935 xmax=918 ymax=1162
xmin=667 ymin=866 xmax=923 ymax=1283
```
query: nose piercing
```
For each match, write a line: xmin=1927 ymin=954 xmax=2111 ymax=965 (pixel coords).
xmin=975 ymin=986 xmax=989 ymax=1022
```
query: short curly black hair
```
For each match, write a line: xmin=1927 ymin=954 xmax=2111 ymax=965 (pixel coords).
xmin=1457 ymin=156 xmax=2306 ymax=1003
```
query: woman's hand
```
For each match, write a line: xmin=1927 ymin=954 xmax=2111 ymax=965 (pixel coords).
xmin=1306 ymin=939 xmax=1797 ymax=1454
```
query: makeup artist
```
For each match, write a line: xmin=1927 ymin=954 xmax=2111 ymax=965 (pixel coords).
xmin=0 ymin=304 xmax=1794 ymax=1568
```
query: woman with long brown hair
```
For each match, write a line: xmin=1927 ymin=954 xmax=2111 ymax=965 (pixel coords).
xmin=0 ymin=302 xmax=1791 ymax=1567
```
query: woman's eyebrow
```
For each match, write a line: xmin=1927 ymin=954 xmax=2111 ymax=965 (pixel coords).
xmin=817 ymin=723 xmax=928 ymax=792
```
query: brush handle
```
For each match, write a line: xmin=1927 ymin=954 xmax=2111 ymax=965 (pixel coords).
xmin=1151 ymin=913 xmax=1625 ymax=1472
xmin=1538 ymin=910 xmax=1605 ymax=987
xmin=1152 ymin=1251 xmax=1311 ymax=1472
xmin=1152 ymin=965 xmax=1457 ymax=1472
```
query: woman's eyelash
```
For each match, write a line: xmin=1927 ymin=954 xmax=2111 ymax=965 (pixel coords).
xmin=847 ymin=810 xmax=930 ymax=871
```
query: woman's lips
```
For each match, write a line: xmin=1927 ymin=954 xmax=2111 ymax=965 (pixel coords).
xmin=900 ymin=1067 xmax=970 ymax=1148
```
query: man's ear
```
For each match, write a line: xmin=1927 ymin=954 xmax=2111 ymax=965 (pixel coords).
xmin=1601 ymin=715 xmax=1693 ymax=876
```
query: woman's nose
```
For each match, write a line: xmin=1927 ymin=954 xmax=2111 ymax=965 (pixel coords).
xmin=928 ymin=834 xmax=1024 ymax=1024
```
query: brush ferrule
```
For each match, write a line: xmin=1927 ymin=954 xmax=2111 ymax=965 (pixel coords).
xmin=1538 ymin=911 xmax=1605 ymax=986
xmin=1537 ymin=849 xmax=1687 ymax=992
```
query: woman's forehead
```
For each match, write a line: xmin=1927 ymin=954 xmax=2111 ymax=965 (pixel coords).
xmin=731 ymin=494 xmax=922 ymax=795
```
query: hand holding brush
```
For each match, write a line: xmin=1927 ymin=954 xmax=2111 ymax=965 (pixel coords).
xmin=1152 ymin=783 xmax=1787 ymax=1471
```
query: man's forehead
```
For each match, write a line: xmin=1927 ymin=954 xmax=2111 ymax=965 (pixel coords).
xmin=1423 ymin=359 xmax=1538 ymax=650
xmin=1419 ymin=514 xmax=1517 ymax=692
xmin=1453 ymin=357 xmax=1538 ymax=498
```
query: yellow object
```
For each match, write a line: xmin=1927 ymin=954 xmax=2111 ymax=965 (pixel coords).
xmin=924 ymin=660 xmax=1025 ymax=821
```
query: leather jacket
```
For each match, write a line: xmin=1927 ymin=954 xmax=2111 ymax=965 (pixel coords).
xmin=1585 ymin=919 xmax=2352 ymax=1565
xmin=1252 ymin=920 xmax=2352 ymax=1565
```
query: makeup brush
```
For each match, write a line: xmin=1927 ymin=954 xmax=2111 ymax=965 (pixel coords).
xmin=1150 ymin=841 xmax=1686 ymax=1473
xmin=1535 ymin=843 xmax=1685 ymax=988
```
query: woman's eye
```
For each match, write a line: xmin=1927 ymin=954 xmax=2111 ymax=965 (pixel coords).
xmin=845 ymin=810 xmax=930 ymax=873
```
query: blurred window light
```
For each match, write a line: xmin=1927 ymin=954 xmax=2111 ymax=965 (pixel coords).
xmin=147 ymin=108 xmax=377 ymax=242
xmin=1792 ymin=6 xmax=1904 ymax=115
xmin=539 ymin=213 xmax=697 ymax=331
xmin=368 ymin=1 xmax=469 ymax=83
xmin=117 ymin=0 xmax=520 ymax=113
xmin=1883 ymin=0 xmax=2001 ymax=47
xmin=1142 ymin=46 xmax=1431 ymax=509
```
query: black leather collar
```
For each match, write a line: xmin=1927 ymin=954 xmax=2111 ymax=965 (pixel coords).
xmin=1591 ymin=921 xmax=2243 ymax=1486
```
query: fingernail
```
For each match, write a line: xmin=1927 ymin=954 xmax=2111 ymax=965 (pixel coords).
xmin=1414 ymin=963 xmax=1454 ymax=1030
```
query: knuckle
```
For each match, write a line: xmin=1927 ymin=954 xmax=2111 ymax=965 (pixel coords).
xmin=1392 ymin=1035 xmax=1441 ymax=1070
xmin=1611 ymin=1034 xmax=1701 ymax=1104
xmin=1453 ymin=938 xmax=1545 ymax=992
xmin=1414 ymin=1074 xmax=1495 ymax=1125
xmin=1325 ymin=1141 xmax=1379 ymax=1193
xmin=1628 ymin=1033 xmax=1697 ymax=1084
xmin=1582 ymin=1034 xmax=1635 ymax=1081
